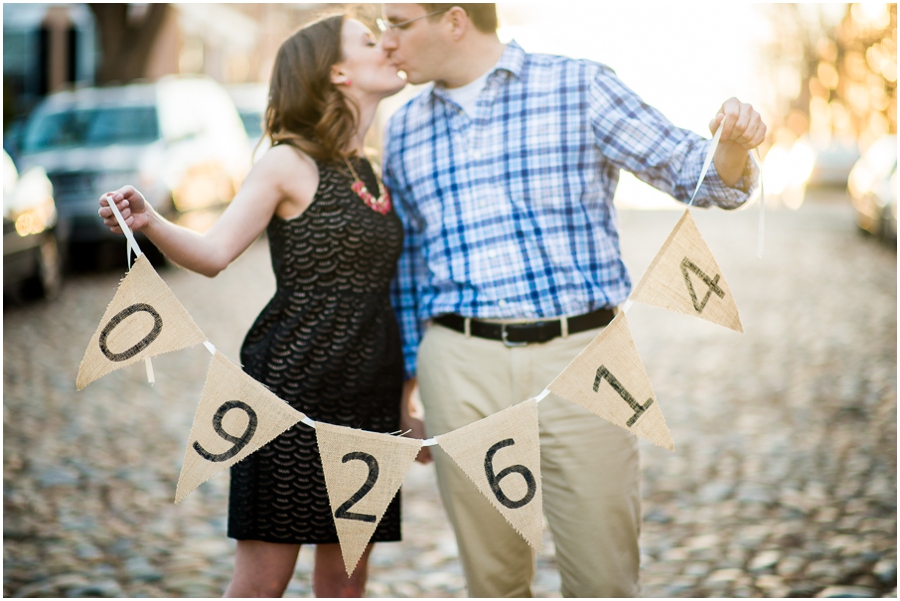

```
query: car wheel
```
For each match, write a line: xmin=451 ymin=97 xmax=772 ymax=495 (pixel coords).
xmin=22 ymin=234 xmax=63 ymax=300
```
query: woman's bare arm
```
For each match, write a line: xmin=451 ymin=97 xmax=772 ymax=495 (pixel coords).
xmin=99 ymin=145 xmax=318 ymax=277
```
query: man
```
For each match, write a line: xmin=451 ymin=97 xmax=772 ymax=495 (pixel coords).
xmin=380 ymin=4 xmax=765 ymax=597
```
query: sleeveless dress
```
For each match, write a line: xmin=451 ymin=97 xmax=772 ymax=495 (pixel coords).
xmin=228 ymin=156 xmax=406 ymax=545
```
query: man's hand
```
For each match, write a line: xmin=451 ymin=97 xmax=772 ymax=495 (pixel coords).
xmin=400 ymin=378 xmax=432 ymax=464
xmin=98 ymin=185 xmax=152 ymax=233
xmin=709 ymin=97 xmax=767 ymax=188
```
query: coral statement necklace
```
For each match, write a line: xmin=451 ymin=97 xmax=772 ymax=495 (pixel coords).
xmin=344 ymin=158 xmax=392 ymax=215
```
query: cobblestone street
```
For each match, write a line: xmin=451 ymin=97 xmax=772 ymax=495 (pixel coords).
xmin=4 ymin=193 xmax=896 ymax=597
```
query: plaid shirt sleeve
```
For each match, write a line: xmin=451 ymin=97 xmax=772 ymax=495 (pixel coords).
xmin=384 ymin=116 xmax=427 ymax=380
xmin=587 ymin=65 xmax=758 ymax=209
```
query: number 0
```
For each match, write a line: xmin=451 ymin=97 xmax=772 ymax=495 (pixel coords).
xmin=99 ymin=303 xmax=163 ymax=362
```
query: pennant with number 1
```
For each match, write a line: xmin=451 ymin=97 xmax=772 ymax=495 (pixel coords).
xmin=548 ymin=312 xmax=674 ymax=451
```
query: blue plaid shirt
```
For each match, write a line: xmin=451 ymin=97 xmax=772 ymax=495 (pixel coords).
xmin=384 ymin=41 xmax=758 ymax=379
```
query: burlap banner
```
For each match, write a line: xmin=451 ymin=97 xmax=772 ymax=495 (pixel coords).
xmin=316 ymin=423 xmax=423 ymax=576
xmin=175 ymin=351 xmax=305 ymax=503
xmin=630 ymin=209 xmax=743 ymax=333
xmin=76 ymin=254 xmax=207 ymax=390
xmin=548 ymin=312 xmax=674 ymax=451
xmin=435 ymin=399 xmax=543 ymax=551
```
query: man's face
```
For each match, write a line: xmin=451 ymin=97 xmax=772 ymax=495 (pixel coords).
xmin=380 ymin=4 xmax=448 ymax=85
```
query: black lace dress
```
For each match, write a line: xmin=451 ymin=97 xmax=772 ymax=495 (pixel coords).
xmin=228 ymin=157 xmax=405 ymax=545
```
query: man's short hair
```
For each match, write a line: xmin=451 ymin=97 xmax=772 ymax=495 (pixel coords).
xmin=419 ymin=4 xmax=498 ymax=33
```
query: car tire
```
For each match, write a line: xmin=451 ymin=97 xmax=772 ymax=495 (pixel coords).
xmin=22 ymin=234 xmax=62 ymax=300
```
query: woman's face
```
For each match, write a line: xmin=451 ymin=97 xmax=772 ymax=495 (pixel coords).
xmin=334 ymin=18 xmax=406 ymax=99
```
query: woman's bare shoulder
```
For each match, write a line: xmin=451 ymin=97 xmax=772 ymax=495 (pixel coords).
xmin=254 ymin=143 xmax=318 ymax=180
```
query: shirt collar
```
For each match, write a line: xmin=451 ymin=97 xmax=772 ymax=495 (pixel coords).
xmin=430 ymin=40 xmax=525 ymax=101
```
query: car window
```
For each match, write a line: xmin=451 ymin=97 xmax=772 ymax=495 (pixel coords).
xmin=239 ymin=111 xmax=264 ymax=138
xmin=22 ymin=107 xmax=159 ymax=152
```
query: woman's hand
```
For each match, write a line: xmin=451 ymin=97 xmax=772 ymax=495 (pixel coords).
xmin=98 ymin=185 xmax=153 ymax=234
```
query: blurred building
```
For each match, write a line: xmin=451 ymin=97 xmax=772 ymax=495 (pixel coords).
xmin=3 ymin=4 xmax=97 ymax=127
xmin=760 ymin=4 xmax=897 ymax=195
xmin=3 ymin=3 xmax=338 ymax=147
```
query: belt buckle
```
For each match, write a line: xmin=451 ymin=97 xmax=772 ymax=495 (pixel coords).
xmin=501 ymin=323 xmax=529 ymax=347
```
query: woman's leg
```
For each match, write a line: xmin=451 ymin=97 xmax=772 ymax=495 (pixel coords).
xmin=312 ymin=543 xmax=374 ymax=597
xmin=224 ymin=540 xmax=301 ymax=598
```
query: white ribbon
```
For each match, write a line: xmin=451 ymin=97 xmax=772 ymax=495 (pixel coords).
xmin=751 ymin=149 xmax=765 ymax=258
xmin=106 ymin=193 xmax=154 ymax=383
xmin=688 ymin=121 xmax=724 ymax=207
xmin=105 ymin=193 xmax=143 ymax=267
xmin=145 ymin=357 xmax=155 ymax=385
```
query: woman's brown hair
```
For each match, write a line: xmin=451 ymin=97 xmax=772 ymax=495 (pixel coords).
xmin=265 ymin=14 xmax=358 ymax=163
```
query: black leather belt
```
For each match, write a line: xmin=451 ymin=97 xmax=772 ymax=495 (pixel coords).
xmin=433 ymin=307 xmax=616 ymax=347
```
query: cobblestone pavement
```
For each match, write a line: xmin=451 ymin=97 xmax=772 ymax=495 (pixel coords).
xmin=4 ymin=192 xmax=896 ymax=598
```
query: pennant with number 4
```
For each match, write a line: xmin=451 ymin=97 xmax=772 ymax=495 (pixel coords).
xmin=76 ymin=254 xmax=207 ymax=390
xmin=630 ymin=209 xmax=743 ymax=333
xmin=435 ymin=399 xmax=543 ymax=551
xmin=175 ymin=351 xmax=306 ymax=503
xmin=548 ymin=312 xmax=674 ymax=451
xmin=316 ymin=423 xmax=423 ymax=576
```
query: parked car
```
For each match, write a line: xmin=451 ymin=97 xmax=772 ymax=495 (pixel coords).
xmin=3 ymin=150 xmax=64 ymax=299
xmin=848 ymin=134 xmax=897 ymax=244
xmin=16 ymin=75 xmax=252 ymax=252
xmin=227 ymin=82 xmax=270 ymax=163
xmin=807 ymin=139 xmax=861 ymax=188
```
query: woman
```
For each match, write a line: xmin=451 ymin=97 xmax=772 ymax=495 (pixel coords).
xmin=98 ymin=14 xmax=430 ymax=597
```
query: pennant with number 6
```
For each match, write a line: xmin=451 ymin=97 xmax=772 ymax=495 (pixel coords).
xmin=76 ymin=254 xmax=207 ymax=390
xmin=435 ymin=399 xmax=543 ymax=551
xmin=630 ymin=209 xmax=743 ymax=333
xmin=548 ymin=312 xmax=674 ymax=451
xmin=175 ymin=351 xmax=306 ymax=503
xmin=316 ymin=423 xmax=423 ymax=576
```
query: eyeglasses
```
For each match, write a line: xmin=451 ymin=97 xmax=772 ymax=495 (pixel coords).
xmin=375 ymin=9 xmax=450 ymax=34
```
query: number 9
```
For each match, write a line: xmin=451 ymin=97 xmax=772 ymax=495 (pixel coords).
xmin=193 ymin=400 xmax=258 ymax=462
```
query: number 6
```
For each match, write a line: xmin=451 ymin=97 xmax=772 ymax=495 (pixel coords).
xmin=484 ymin=438 xmax=536 ymax=509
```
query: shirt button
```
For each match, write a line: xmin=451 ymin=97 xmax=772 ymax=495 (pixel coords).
xmin=472 ymin=150 xmax=482 ymax=159
xmin=487 ymin=249 xmax=498 ymax=258
xmin=499 ymin=299 xmax=507 ymax=307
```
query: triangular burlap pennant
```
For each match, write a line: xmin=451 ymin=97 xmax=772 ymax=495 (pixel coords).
xmin=175 ymin=351 xmax=305 ymax=503
xmin=76 ymin=254 xmax=207 ymax=390
xmin=434 ymin=399 xmax=543 ymax=551
xmin=548 ymin=312 xmax=674 ymax=451
xmin=315 ymin=423 xmax=423 ymax=576
xmin=630 ymin=209 xmax=743 ymax=333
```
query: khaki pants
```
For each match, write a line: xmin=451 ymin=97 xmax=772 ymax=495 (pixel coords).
xmin=418 ymin=321 xmax=641 ymax=598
